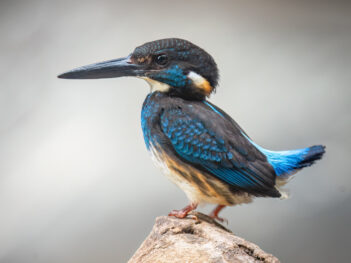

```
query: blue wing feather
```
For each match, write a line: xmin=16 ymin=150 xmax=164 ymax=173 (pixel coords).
xmin=160 ymin=107 xmax=279 ymax=195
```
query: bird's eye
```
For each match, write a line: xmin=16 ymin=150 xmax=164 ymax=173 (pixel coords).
xmin=155 ymin=54 xmax=168 ymax=66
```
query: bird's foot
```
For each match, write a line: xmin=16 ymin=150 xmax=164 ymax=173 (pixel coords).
xmin=209 ymin=205 xmax=228 ymax=224
xmin=209 ymin=214 xmax=228 ymax=224
xmin=168 ymin=203 xmax=198 ymax=219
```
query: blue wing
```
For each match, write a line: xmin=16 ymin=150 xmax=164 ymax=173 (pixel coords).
xmin=160 ymin=104 xmax=280 ymax=197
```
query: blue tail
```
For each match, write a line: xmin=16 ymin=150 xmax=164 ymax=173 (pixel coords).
xmin=241 ymin=132 xmax=326 ymax=177
xmin=260 ymin=145 xmax=326 ymax=177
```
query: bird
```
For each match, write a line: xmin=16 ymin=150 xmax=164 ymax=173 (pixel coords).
xmin=58 ymin=38 xmax=325 ymax=222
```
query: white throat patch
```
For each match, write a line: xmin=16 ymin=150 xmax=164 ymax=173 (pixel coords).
xmin=140 ymin=77 xmax=171 ymax=93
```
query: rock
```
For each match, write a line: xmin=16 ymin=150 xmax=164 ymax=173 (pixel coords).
xmin=128 ymin=212 xmax=280 ymax=263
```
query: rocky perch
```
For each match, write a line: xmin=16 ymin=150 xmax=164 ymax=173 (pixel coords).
xmin=128 ymin=212 xmax=280 ymax=263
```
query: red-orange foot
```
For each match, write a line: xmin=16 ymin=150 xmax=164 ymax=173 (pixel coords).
xmin=209 ymin=205 xmax=228 ymax=224
xmin=168 ymin=203 xmax=198 ymax=219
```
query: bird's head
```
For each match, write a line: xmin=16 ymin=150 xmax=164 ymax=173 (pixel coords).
xmin=58 ymin=38 xmax=219 ymax=100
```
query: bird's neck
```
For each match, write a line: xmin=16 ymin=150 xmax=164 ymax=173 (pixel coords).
xmin=140 ymin=71 xmax=213 ymax=101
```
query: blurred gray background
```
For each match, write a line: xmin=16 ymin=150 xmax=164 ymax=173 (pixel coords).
xmin=0 ymin=0 xmax=350 ymax=262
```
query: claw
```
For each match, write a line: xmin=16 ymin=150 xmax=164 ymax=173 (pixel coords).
xmin=209 ymin=205 xmax=227 ymax=223
xmin=168 ymin=203 xmax=198 ymax=219
xmin=212 ymin=215 xmax=228 ymax=225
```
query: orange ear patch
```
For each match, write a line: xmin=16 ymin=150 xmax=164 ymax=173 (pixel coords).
xmin=187 ymin=71 xmax=214 ymax=96
xmin=198 ymin=78 xmax=213 ymax=96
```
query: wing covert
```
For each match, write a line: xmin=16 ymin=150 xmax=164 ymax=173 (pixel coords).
xmin=160 ymin=105 xmax=280 ymax=197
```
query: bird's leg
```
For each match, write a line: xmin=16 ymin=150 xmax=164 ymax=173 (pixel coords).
xmin=168 ymin=203 xmax=198 ymax=219
xmin=209 ymin=205 xmax=227 ymax=223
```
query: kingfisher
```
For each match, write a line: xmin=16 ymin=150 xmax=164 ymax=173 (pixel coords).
xmin=58 ymin=38 xmax=325 ymax=222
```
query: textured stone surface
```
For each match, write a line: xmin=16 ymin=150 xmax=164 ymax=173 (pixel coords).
xmin=128 ymin=212 xmax=280 ymax=263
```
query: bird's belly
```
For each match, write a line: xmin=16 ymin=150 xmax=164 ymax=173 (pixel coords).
xmin=149 ymin=146 xmax=202 ymax=202
xmin=149 ymin=145 xmax=253 ymax=206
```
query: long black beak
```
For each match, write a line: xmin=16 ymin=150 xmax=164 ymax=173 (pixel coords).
xmin=58 ymin=55 xmax=142 ymax=79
